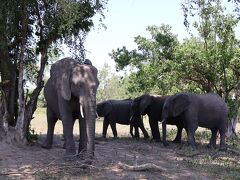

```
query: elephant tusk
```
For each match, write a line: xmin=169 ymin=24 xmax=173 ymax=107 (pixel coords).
xmin=162 ymin=118 xmax=167 ymax=123
xmin=96 ymin=111 xmax=99 ymax=118
xmin=130 ymin=115 xmax=133 ymax=121
xmin=80 ymin=104 xmax=84 ymax=118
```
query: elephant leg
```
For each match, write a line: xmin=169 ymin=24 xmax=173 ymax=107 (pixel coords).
xmin=58 ymin=99 xmax=76 ymax=156
xmin=110 ymin=122 xmax=117 ymax=138
xmin=134 ymin=126 xmax=140 ymax=138
xmin=138 ymin=121 xmax=149 ymax=139
xmin=62 ymin=118 xmax=76 ymax=156
xmin=173 ymin=125 xmax=183 ymax=143
xmin=130 ymin=124 xmax=134 ymax=137
xmin=207 ymin=128 xmax=217 ymax=148
xmin=42 ymin=108 xmax=57 ymax=149
xmin=186 ymin=126 xmax=197 ymax=148
xmin=102 ymin=118 xmax=109 ymax=138
xmin=149 ymin=118 xmax=161 ymax=142
xmin=219 ymin=128 xmax=226 ymax=150
xmin=79 ymin=117 xmax=87 ymax=154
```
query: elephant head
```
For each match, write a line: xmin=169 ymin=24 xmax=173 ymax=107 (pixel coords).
xmin=162 ymin=93 xmax=190 ymax=121
xmin=96 ymin=101 xmax=112 ymax=117
xmin=50 ymin=58 xmax=99 ymax=155
xmin=132 ymin=94 xmax=152 ymax=116
xmin=162 ymin=93 xmax=190 ymax=146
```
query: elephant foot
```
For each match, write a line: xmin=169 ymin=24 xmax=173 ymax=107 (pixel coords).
xmin=64 ymin=149 xmax=76 ymax=159
xmin=219 ymin=145 xmax=227 ymax=151
xmin=172 ymin=139 xmax=181 ymax=144
xmin=62 ymin=142 xmax=66 ymax=149
xmin=188 ymin=144 xmax=197 ymax=150
xmin=207 ymin=143 xmax=216 ymax=149
xmin=102 ymin=134 xmax=106 ymax=138
xmin=133 ymin=134 xmax=140 ymax=139
xmin=151 ymin=138 xmax=161 ymax=143
xmin=144 ymin=134 xmax=149 ymax=139
xmin=163 ymin=141 xmax=169 ymax=146
xmin=41 ymin=141 xmax=52 ymax=149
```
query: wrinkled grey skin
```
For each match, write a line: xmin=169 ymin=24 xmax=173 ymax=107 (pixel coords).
xmin=131 ymin=94 xmax=183 ymax=142
xmin=96 ymin=99 xmax=149 ymax=139
xmin=42 ymin=58 xmax=99 ymax=157
xmin=162 ymin=92 xmax=228 ymax=149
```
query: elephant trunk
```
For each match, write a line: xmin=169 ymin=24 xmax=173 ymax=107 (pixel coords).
xmin=85 ymin=95 xmax=97 ymax=157
xmin=78 ymin=93 xmax=96 ymax=158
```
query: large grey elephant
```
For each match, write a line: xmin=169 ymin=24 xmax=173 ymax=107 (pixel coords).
xmin=42 ymin=58 xmax=99 ymax=157
xmin=162 ymin=92 xmax=228 ymax=149
xmin=131 ymin=94 xmax=184 ymax=142
xmin=96 ymin=99 xmax=149 ymax=139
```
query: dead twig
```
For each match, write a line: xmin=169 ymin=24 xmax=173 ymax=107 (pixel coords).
xmin=117 ymin=162 xmax=165 ymax=172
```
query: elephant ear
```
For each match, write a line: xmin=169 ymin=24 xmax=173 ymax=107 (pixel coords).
xmin=139 ymin=95 xmax=151 ymax=115
xmin=172 ymin=93 xmax=190 ymax=117
xmin=50 ymin=58 xmax=76 ymax=101
xmin=102 ymin=101 xmax=112 ymax=116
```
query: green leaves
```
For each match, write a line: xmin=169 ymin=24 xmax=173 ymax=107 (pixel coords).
xmin=111 ymin=0 xmax=240 ymax=120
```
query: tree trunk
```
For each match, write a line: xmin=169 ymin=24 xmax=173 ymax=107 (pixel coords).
xmin=14 ymin=0 xmax=28 ymax=144
xmin=0 ymin=89 xmax=9 ymax=140
xmin=24 ymin=47 xmax=47 ymax=138
xmin=0 ymin=29 xmax=14 ymax=127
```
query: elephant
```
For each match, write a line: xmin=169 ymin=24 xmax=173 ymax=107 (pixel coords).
xmin=161 ymin=92 xmax=228 ymax=149
xmin=96 ymin=99 xmax=149 ymax=139
xmin=42 ymin=58 xmax=99 ymax=157
xmin=131 ymin=94 xmax=184 ymax=142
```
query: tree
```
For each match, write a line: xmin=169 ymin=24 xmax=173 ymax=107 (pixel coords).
xmin=110 ymin=24 xmax=180 ymax=95
xmin=181 ymin=0 xmax=240 ymax=129
xmin=97 ymin=63 xmax=130 ymax=102
xmin=110 ymin=0 xmax=240 ymax=129
xmin=0 ymin=0 xmax=108 ymax=143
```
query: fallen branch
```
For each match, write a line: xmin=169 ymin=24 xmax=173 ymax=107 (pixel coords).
xmin=226 ymin=148 xmax=240 ymax=156
xmin=211 ymin=152 xmax=223 ymax=160
xmin=0 ymin=172 xmax=34 ymax=176
xmin=176 ymin=151 xmax=201 ymax=157
xmin=117 ymin=162 xmax=165 ymax=172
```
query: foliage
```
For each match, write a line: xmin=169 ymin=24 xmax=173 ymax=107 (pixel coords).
xmin=26 ymin=125 xmax=38 ymax=142
xmin=0 ymin=0 xmax=108 ymax=141
xmin=97 ymin=63 xmax=130 ymax=102
xmin=110 ymin=24 xmax=180 ymax=95
xmin=110 ymin=0 xmax=240 ymax=121
xmin=180 ymin=0 xmax=240 ymax=119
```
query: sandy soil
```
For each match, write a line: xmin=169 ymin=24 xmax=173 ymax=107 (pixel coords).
xmin=0 ymin=134 xmax=225 ymax=180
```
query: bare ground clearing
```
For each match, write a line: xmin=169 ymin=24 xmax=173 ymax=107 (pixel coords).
xmin=0 ymin=109 xmax=240 ymax=179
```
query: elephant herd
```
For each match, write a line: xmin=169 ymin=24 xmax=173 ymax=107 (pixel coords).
xmin=41 ymin=58 xmax=229 ymax=158
xmin=97 ymin=93 xmax=228 ymax=150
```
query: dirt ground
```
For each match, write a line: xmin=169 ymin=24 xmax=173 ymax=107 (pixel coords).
xmin=0 ymin=109 xmax=240 ymax=179
xmin=1 ymin=133 xmax=240 ymax=180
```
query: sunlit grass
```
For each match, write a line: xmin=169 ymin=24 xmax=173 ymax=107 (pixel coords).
xmin=32 ymin=108 xmax=240 ymax=143
xmin=31 ymin=108 xmax=152 ymax=138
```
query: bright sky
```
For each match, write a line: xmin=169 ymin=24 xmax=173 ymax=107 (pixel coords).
xmin=76 ymin=0 xmax=238 ymax=72
xmin=82 ymin=0 xmax=188 ymax=71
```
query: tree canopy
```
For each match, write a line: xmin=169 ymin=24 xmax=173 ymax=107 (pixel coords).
xmin=0 ymin=0 xmax=108 ymax=142
xmin=110 ymin=0 xmax=240 ymax=120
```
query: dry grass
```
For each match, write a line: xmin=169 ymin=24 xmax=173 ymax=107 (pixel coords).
xmin=31 ymin=108 xmax=152 ymax=138
xmin=31 ymin=107 xmax=240 ymax=140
